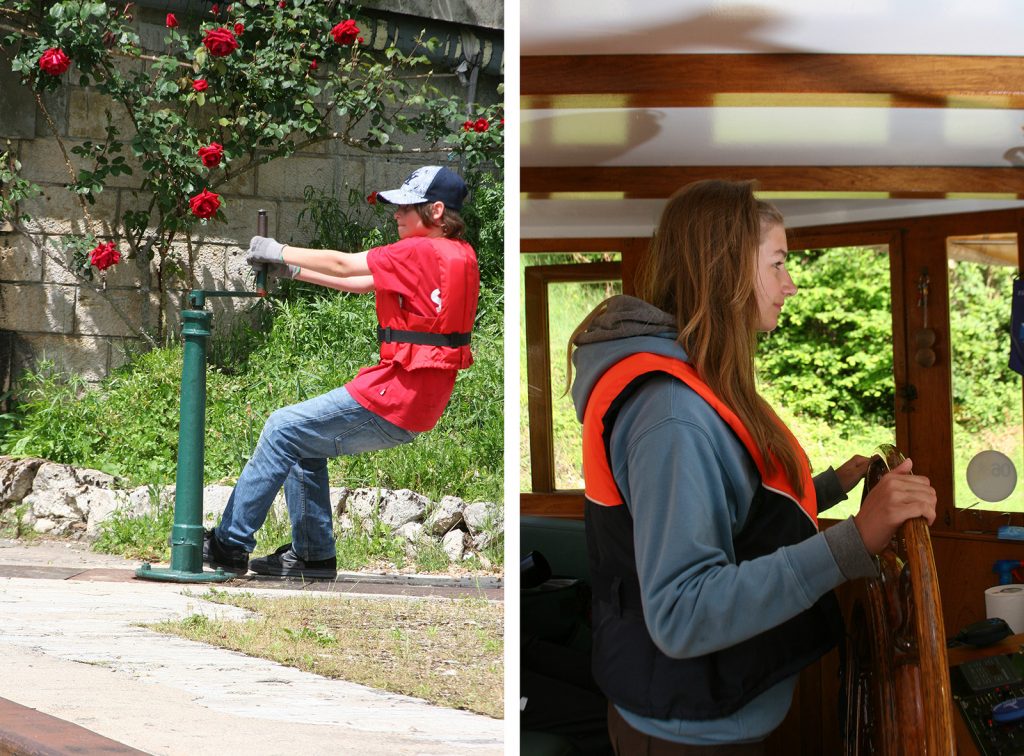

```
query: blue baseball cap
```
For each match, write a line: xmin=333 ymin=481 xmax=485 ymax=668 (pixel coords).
xmin=376 ymin=166 xmax=468 ymax=211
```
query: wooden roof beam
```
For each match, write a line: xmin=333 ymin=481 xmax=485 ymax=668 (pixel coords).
xmin=521 ymin=166 xmax=1024 ymax=199
xmin=521 ymin=54 xmax=1024 ymax=109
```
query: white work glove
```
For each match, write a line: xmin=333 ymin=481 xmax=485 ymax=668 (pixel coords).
xmin=246 ymin=235 xmax=285 ymax=264
xmin=265 ymin=262 xmax=300 ymax=279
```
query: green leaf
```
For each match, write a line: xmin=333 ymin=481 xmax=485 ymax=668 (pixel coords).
xmin=196 ymin=92 xmax=206 ymax=107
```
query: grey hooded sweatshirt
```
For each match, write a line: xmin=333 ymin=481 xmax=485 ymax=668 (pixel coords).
xmin=570 ymin=295 xmax=876 ymax=744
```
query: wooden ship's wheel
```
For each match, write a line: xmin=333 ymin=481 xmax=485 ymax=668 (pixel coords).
xmin=842 ymin=445 xmax=955 ymax=755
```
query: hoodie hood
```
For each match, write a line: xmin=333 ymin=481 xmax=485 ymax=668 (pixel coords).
xmin=570 ymin=295 xmax=688 ymax=421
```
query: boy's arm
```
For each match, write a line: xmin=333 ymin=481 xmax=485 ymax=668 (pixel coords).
xmin=295 ymin=268 xmax=375 ymax=293
xmin=283 ymin=245 xmax=371 ymax=279
xmin=246 ymin=236 xmax=371 ymax=278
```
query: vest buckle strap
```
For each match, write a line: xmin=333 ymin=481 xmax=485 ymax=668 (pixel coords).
xmin=377 ymin=325 xmax=471 ymax=347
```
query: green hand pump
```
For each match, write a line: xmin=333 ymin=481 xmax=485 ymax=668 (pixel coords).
xmin=136 ymin=210 xmax=270 ymax=582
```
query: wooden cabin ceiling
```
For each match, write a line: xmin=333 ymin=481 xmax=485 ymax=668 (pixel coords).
xmin=520 ymin=2 xmax=1024 ymax=237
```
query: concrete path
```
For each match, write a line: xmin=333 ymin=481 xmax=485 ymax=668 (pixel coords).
xmin=0 ymin=539 xmax=504 ymax=755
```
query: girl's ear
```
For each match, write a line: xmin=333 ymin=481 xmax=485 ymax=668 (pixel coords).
xmin=431 ymin=201 xmax=445 ymax=223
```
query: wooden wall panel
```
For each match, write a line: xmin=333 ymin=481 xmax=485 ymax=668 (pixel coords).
xmin=933 ymin=531 xmax=1024 ymax=636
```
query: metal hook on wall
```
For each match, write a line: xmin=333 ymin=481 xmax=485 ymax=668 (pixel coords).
xmin=914 ymin=268 xmax=937 ymax=368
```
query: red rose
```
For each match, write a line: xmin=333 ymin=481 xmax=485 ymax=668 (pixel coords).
xmin=357 ymin=37 xmax=364 ymax=44
xmin=193 ymin=78 xmax=209 ymax=92
xmin=234 ymin=22 xmax=244 ymax=35
xmin=499 ymin=118 xmax=505 ymax=128
xmin=89 ymin=241 xmax=120 ymax=271
xmin=462 ymin=120 xmax=473 ymax=132
xmin=278 ymin=0 xmax=286 ymax=7
xmin=474 ymin=117 xmax=489 ymax=133
xmin=330 ymin=19 xmax=360 ymax=45
xmin=189 ymin=189 xmax=221 ymax=219
xmin=198 ymin=142 xmax=224 ymax=168
xmin=309 ymin=59 xmax=318 ymax=71
xmin=211 ymin=3 xmax=219 ymax=14
xmin=366 ymin=191 xmax=377 ymax=205
xmin=166 ymin=13 xmax=178 ymax=28
xmin=203 ymin=27 xmax=239 ymax=57
xmin=38 ymin=48 xmax=70 ymax=76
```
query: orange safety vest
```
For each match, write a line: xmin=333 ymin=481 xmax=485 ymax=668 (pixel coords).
xmin=376 ymin=238 xmax=479 ymax=370
xmin=580 ymin=352 xmax=841 ymax=721
xmin=583 ymin=352 xmax=818 ymax=525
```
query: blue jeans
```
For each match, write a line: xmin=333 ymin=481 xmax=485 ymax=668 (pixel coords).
xmin=216 ymin=386 xmax=418 ymax=560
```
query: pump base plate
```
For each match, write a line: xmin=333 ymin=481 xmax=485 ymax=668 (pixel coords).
xmin=134 ymin=563 xmax=234 ymax=583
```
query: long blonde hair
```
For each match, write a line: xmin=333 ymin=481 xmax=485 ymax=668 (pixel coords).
xmin=636 ymin=179 xmax=804 ymax=494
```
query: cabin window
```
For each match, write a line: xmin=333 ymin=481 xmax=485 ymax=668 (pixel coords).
xmin=947 ymin=233 xmax=1022 ymax=514
xmin=762 ymin=244 xmax=896 ymax=522
xmin=521 ymin=253 xmax=621 ymax=494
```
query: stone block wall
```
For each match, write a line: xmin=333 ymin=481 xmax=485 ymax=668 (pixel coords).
xmin=0 ymin=3 xmax=502 ymax=393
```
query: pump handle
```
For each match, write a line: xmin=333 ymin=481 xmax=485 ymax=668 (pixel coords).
xmin=255 ymin=209 xmax=269 ymax=295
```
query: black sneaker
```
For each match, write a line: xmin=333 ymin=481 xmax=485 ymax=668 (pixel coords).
xmin=203 ymin=528 xmax=249 ymax=576
xmin=249 ymin=543 xmax=337 ymax=579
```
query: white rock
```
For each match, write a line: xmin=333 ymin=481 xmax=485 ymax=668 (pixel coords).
xmin=442 ymin=529 xmax=466 ymax=561
xmin=0 ymin=456 xmax=45 ymax=505
xmin=34 ymin=461 xmax=118 ymax=493
xmin=331 ymin=487 xmax=350 ymax=516
xmin=32 ymin=517 xmax=57 ymax=534
xmin=346 ymin=488 xmax=382 ymax=521
xmin=84 ymin=488 xmax=128 ymax=537
xmin=396 ymin=522 xmax=424 ymax=543
xmin=23 ymin=488 xmax=83 ymax=524
xmin=424 ymin=495 xmax=465 ymax=536
xmin=463 ymin=501 xmax=502 ymax=535
xmin=379 ymin=489 xmax=429 ymax=530
xmin=471 ymin=531 xmax=494 ymax=551
xmin=201 ymin=484 xmax=234 ymax=521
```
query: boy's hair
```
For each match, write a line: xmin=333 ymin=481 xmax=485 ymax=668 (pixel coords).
xmin=414 ymin=203 xmax=466 ymax=240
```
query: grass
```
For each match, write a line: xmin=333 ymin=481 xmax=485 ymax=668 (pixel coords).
xmin=92 ymin=483 xmax=174 ymax=561
xmin=149 ymin=589 xmax=503 ymax=718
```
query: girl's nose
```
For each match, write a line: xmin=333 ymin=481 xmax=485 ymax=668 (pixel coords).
xmin=783 ymin=273 xmax=797 ymax=297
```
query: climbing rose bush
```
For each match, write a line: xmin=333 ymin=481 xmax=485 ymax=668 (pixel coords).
xmin=2 ymin=0 xmax=503 ymax=336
